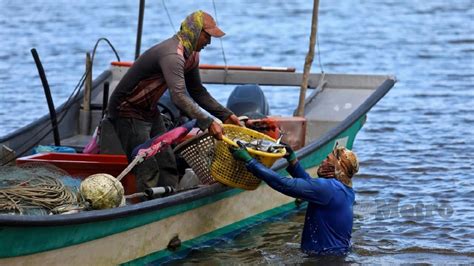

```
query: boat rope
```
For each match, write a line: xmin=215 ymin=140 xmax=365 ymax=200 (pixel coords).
xmin=316 ymin=31 xmax=324 ymax=73
xmin=0 ymin=177 xmax=77 ymax=215
xmin=90 ymin=37 xmax=121 ymax=63
xmin=211 ymin=0 xmax=229 ymax=75
xmin=0 ymin=38 xmax=121 ymax=166
xmin=0 ymin=164 xmax=81 ymax=215
xmin=162 ymin=0 xmax=176 ymax=33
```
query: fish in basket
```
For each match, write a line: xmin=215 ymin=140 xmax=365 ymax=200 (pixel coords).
xmin=211 ymin=124 xmax=286 ymax=190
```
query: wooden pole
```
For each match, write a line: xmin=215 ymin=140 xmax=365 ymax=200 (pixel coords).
xmin=80 ymin=52 xmax=92 ymax=135
xmin=84 ymin=52 xmax=92 ymax=113
xmin=295 ymin=0 xmax=320 ymax=117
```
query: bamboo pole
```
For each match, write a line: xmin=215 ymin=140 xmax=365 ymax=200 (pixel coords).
xmin=295 ymin=0 xmax=320 ymax=117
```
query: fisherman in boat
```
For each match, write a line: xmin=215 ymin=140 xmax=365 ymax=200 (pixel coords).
xmin=230 ymin=144 xmax=359 ymax=256
xmin=108 ymin=10 xmax=240 ymax=193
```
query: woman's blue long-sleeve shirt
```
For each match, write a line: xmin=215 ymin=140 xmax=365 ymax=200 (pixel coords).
xmin=245 ymin=159 xmax=355 ymax=255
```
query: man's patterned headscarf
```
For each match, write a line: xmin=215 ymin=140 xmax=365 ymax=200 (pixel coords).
xmin=177 ymin=10 xmax=204 ymax=58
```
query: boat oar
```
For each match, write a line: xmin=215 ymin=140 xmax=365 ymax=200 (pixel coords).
xmin=115 ymin=119 xmax=197 ymax=181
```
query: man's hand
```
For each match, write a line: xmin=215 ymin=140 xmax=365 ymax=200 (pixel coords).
xmin=224 ymin=114 xmax=242 ymax=126
xmin=208 ymin=121 xmax=224 ymax=140
xmin=283 ymin=143 xmax=297 ymax=163
xmin=209 ymin=114 xmax=241 ymax=140
xmin=229 ymin=141 xmax=253 ymax=163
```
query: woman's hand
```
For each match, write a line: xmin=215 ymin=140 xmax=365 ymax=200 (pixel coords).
xmin=283 ymin=143 xmax=297 ymax=164
xmin=229 ymin=141 xmax=253 ymax=163
xmin=317 ymin=163 xmax=336 ymax=178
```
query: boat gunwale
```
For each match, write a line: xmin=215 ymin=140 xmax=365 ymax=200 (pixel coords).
xmin=0 ymin=71 xmax=112 ymax=145
xmin=297 ymin=78 xmax=395 ymax=160
xmin=0 ymin=76 xmax=395 ymax=227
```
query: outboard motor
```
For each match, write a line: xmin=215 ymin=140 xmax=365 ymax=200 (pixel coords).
xmin=226 ymin=84 xmax=269 ymax=118
xmin=158 ymin=90 xmax=188 ymax=130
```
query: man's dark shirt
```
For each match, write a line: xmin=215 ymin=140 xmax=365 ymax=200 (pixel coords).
xmin=109 ymin=36 xmax=232 ymax=130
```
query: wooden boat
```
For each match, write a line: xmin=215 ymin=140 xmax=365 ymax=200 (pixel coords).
xmin=0 ymin=59 xmax=395 ymax=264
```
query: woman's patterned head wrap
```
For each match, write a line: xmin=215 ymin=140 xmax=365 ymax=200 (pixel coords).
xmin=333 ymin=146 xmax=359 ymax=180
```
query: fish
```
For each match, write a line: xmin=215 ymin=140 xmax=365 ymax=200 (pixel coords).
xmin=233 ymin=138 xmax=285 ymax=153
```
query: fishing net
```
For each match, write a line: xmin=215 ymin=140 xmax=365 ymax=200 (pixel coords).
xmin=0 ymin=162 xmax=83 ymax=215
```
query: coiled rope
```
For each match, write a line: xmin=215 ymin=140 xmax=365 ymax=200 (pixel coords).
xmin=0 ymin=163 xmax=81 ymax=215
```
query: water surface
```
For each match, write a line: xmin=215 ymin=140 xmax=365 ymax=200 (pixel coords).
xmin=1 ymin=0 xmax=473 ymax=264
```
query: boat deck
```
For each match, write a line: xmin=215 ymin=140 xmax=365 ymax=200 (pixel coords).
xmin=61 ymin=135 xmax=91 ymax=151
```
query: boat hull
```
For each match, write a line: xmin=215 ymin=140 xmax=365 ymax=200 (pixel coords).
xmin=0 ymin=116 xmax=365 ymax=265
xmin=1 ymin=60 xmax=396 ymax=264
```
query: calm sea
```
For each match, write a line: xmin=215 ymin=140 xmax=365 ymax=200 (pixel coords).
xmin=1 ymin=0 xmax=473 ymax=264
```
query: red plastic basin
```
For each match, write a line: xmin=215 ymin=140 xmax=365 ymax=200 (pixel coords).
xmin=16 ymin=153 xmax=137 ymax=195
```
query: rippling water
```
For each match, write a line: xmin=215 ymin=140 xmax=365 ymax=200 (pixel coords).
xmin=1 ymin=0 xmax=473 ymax=264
